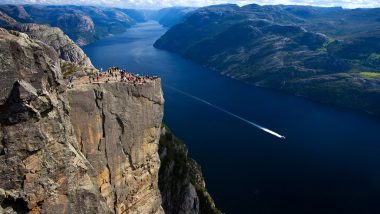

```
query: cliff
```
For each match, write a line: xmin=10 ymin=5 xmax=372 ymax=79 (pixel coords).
xmin=0 ymin=27 xmax=164 ymax=213
xmin=0 ymin=27 xmax=219 ymax=214
xmin=0 ymin=28 xmax=111 ymax=213
xmin=68 ymin=81 xmax=164 ymax=213
xmin=158 ymin=126 xmax=221 ymax=214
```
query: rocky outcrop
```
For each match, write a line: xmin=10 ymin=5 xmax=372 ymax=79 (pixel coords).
xmin=0 ymin=26 xmax=219 ymax=214
xmin=0 ymin=5 xmax=32 ymax=23
xmin=14 ymin=24 xmax=94 ymax=68
xmin=158 ymin=126 xmax=221 ymax=214
xmin=0 ymin=27 xmax=165 ymax=214
xmin=68 ymin=81 xmax=165 ymax=214
xmin=0 ymin=10 xmax=17 ymax=25
xmin=0 ymin=11 xmax=94 ymax=68
xmin=0 ymin=28 xmax=110 ymax=213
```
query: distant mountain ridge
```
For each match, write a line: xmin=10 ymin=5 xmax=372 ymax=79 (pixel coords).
xmin=154 ymin=4 xmax=380 ymax=115
xmin=149 ymin=7 xmax=196 ymax=27
xmin=0 ymin=4 xmax=146 ymax=45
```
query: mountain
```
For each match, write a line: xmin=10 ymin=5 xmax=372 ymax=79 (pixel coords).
xmin=0 ymin=11 xmax=94 ymax=68
xmin=0 ymin=5 xmax=146 ymax=45
xmin=0 ymin=27 xmax=113 ymax=213
xmin=119 ymin=8 xmax=146 ymax=23
xmin=0 ymin=23 xmax=219 ymax=213
xmin=280 ymin=6 xmax=380 ymax=39
xmin=0 ymin=26 xmax=165 ymax=212
xmin=154 ymin=4 xmax=380 ymax=116
xmin=150 ymin=7 xmax=196 ymax=27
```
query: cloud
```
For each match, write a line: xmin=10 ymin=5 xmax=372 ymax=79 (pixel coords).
xmin=1 ymin=0 xmax=379 ymax=9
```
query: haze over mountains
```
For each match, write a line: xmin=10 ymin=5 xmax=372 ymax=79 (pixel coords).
xmin=148 ymin=7 xmax=196 ymax=27
xmin=2 ymin=0 xmax=380 ymax=9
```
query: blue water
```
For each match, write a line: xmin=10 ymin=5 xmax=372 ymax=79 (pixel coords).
xmin=83 ymin=21 xmax=380 ymax=214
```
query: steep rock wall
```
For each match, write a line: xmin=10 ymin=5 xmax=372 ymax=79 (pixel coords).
xmin=0 ymin=26 xmax=219 ymax=214
xmin=0 ymin=27 xmax=165 ymax=214
xmin=0 ymin=28 xmax=111 ymax=213
xmin=68 ymin=81 xmax=164 ymax=214
xmin=158 ymin=126 xmax=221 ymax=214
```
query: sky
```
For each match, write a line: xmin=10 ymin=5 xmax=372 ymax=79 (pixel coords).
xmin=1 ymin=0 xmax=380 ymax=9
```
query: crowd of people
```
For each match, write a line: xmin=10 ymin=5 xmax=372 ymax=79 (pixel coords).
xmin=67 ymin=67 xmax=159 ymax=88
xmin=88 ymin=67 xmax=159 ymax=85
xmin=67 ymin=75 xmax=74 ymax=89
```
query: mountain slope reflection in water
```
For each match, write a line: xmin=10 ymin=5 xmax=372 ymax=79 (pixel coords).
xmin=83 ymin=21 xmax=380 ymax=214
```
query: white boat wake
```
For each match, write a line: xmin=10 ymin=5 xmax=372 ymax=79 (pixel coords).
xmin=164 ymin=84 xmax=286 ymax=140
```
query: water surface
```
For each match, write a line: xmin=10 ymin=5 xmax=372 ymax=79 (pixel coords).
xmin=83 ymin=21 xmax=380 ymax=214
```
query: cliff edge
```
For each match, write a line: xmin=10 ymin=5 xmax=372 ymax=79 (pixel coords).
xmin=0 ymin=28 xmax=111 ymax=213
xmin=0 ymin=27 xmax=164 ymax=214
xmin=0 ymin=26 xmax=219 ymax=214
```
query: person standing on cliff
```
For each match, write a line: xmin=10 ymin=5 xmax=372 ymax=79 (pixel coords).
xmin=121 ymin=72 xmax=125 ymax=82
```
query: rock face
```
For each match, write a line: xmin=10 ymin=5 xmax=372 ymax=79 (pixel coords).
xmin=158 ymin=126 xmax=221 ymax=214
xmin=68 ymin=81 xmax=165 ymax=214
xmin=0 ymin=11 xmax=94 ymax=68
xmin=0 ymin=27 xmax=164 ymax=214
xmin=0 ymin=28 xmax=110 ymax=213
xmin=15 ymin=24 xmax=93 ymax=68
xmin=0 ymin=25 xmax=219 ymax=214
